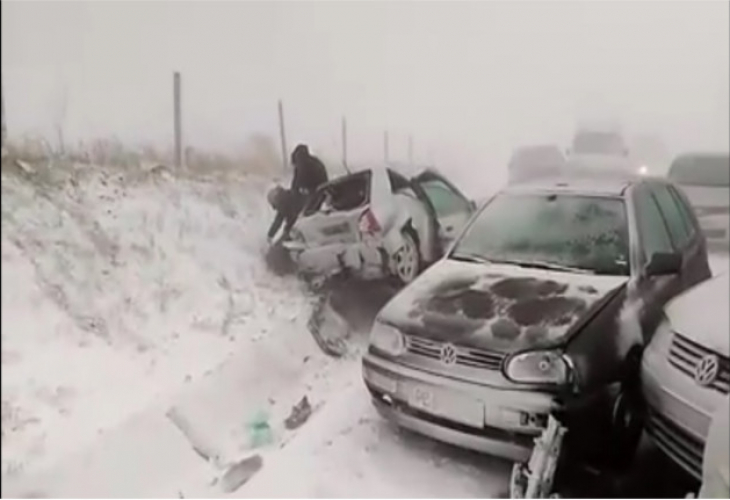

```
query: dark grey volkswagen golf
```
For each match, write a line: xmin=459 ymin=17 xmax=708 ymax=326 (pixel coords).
xmin=362 ymin=175 xmax=712 ymax=467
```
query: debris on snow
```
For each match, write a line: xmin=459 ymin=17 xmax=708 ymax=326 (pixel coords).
xmin=284 ymin=396 xmax=312 ymax=430
xmin=220 ymin=454 xmax=263 ymax=493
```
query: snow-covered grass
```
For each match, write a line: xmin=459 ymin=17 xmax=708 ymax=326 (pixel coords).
xmin=0 ymin=157 xmax=302 ymax=480
xmin=1 ymin=157 xmax=510 ymax=498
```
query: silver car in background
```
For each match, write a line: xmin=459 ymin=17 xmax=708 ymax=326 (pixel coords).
xmin=667 ymin=153 xmax=730 ymax=251
xmin=642 ymin=272 xmax=730 ymax=481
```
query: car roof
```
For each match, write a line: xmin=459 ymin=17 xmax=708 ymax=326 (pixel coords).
xmin=502 ymin=174 xmax=664 ymax=197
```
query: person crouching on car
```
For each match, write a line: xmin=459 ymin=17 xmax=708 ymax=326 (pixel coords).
xmin=267 ymin=185 xmax=302 ymax=244
xmin=267 ymin=144 xmax=328 ymax=245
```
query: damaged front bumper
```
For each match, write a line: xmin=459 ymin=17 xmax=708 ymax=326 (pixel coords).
xmin=362 ymin=353 xmax=557 ymax=462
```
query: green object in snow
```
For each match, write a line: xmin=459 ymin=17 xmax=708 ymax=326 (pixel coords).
xmin=247 ymin=410 xmax=273 ymax=448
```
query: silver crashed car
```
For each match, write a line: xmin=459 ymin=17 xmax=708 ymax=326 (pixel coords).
xmin=283 ymin=166 xmax=476 ymax=284
xmin=642 ymin=271 xmax=729 ymax=482
xmin=362 ymin=175 xmax=712 ymax=466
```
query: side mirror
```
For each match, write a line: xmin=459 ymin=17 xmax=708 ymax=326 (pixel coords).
xmin=645 ymin=252 xmax=682 ymax=277
xmin=469 ymin=200 xmax=477 ymax=211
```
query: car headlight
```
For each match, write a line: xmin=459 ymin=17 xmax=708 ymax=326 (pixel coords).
xmin=638 ymin=165 xmax=649 ymax=176
xmin=369 ymin=321 xmax=406 ymax=356
xmin=503 ymin=350 xmax=573 ymax=386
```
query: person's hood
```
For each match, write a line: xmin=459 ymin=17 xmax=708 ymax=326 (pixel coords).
xmin=665 ymin=272 xmax=730 ymax=357
xmin=379 ymin=259 xmax=628 ymax=353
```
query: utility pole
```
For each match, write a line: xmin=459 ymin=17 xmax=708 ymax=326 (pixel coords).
xmin=1 ymin=78 xmax=7 ymax=147
xmin=341 ymin=116 xmax=349 ymax=172
xmin=408 ymin=135 xmax=413 ymax=166
xmin=384 ymin=131 xmax=389 ymax=163
xmin=173 ymin=72 xmax=182 ymax=167
xmin=278 ymin=99 xmax=288 ymax=169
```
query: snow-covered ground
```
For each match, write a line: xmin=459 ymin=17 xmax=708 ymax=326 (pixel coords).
xmin=2 ymin=158 xmax=727 ymax=498
xmin=1 ymin=160 xmax=509 ymax=498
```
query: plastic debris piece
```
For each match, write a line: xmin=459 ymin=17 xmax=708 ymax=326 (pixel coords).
xmin=284 ymin=396 xmax=312 ymax=430
xmin=220 ymin=454 xmax=263 ymax=493
xmin=246 ymin=409 xmax=273 ymax=449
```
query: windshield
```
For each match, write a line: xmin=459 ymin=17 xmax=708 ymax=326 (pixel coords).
xmin=451 ymin=193 xmax=630 ymax=275
xmin=668 ymin=155 xmax=730 ymax=187
xmin=572 ymin=132 xmax=626 ymax=156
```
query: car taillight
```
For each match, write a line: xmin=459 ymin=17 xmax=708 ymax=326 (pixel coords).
xmin=358 ymin=208 xmax=381 ymax=237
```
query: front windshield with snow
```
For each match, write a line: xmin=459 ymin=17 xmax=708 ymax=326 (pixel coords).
xmin=451 ymin=193 xmax=630 ymax=275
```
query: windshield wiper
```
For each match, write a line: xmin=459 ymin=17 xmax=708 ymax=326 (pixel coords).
xmin=450 ymin=252 xmax=492 ymax=264
xmin=451 ymin=254 xmax=596 ymax=275
xmin=482 ymin=257 xmax=596 ymax=275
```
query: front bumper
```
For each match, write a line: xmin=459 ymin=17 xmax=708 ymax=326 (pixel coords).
xmin=362 ymin=353 xmax=557 ymax=462
xmin=641 ymin=338 xmax=720 ymax=480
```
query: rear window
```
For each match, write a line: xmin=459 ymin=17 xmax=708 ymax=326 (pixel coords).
xmin=303 ymin=170 xmax=371 ymax=216
xmin=572 ymin=132 xmax=626 ymax=156
xmin=668 ymin=155 xmax=730 ymax=187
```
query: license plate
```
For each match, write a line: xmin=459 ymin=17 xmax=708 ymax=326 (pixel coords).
xmin=409 ymin=386 xmax=435 ymax=411
xmin=407 ymin=384 xmax=483 ymax=428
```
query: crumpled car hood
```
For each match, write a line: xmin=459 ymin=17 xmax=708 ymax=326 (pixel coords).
xmin=380 ymin=259 xmax=628 ymax=353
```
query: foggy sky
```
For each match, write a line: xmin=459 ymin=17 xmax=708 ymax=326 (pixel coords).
xmin=2 ymin=0 xmax=728 ymax=187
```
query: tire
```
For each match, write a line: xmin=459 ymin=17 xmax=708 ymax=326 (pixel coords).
xmin=393 ymin=228 xmax=422 ymax=285
xmin=608 ymin=385 xmax=645 ymax=469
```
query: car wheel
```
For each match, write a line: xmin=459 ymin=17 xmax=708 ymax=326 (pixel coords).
xmin=393 ymin=229 xmax=421 ymax=285
xmin=608 ymin=388 xmax=645 ymax=469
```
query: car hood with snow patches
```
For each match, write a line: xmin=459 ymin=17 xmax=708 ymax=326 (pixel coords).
xmin=379 ymin=259 xmax=629 ymax=353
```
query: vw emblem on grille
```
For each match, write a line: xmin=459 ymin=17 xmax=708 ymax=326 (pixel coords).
xmin=694 ymin=354 xmax=720 ymax=387
xmin=440 ymin=343 xmax=458 ymax=366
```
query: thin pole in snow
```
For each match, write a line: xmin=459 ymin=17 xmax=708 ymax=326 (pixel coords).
xmin=408 ymin=135 xmax=413 ymax=167
xmin=384 ymin=131 xmax=389 ymax=163
xmin=278 ymin=99 xmax=288 ymax=170
xmin=173 ymin=72 xmax=182 ymax=167
xmin=342 ymin=116 xmax=350 ymax=173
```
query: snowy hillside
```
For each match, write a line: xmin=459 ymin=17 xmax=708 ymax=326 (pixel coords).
xmin=0 ymin=159 xmax=510 ymax=498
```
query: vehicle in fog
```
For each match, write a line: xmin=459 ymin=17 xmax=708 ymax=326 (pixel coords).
xmin=507 ymin=145 xmax=566 ymax=185
xmin=362 ymin=175 xmax=711 ymax=466
xmin=283 ymin=166 xmax=476 ymax=284
xmin=642 ymin=271 xmax=729 ymax=482
xmin=667 ymin=153 xmax=730 ymax=250
xmin=565 ymin=127 xmax=638 ymax=176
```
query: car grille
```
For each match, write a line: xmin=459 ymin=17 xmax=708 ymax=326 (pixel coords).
xmin=668 ymin=333 xmax=730 ymax=394
xmin=646 ymin=407 xmax=704 ymax=480
xmin=405 ymin=335 xmax=505 ymax=371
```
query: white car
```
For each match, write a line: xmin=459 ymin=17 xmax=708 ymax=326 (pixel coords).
xmin=642 ymin=272 xmax=729 ymax=482
xmin=283 ymin=166 xmax=476 ymax=285
xmin=667 ymin=153 xmax=730 ymax=251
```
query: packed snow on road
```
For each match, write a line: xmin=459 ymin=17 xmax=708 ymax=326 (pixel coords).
xmin=0 ymin=159 xmax=510 ymax=498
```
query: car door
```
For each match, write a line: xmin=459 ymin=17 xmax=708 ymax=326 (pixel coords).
xmin=411 ymin=171 xmax=475 ymax=250
xmin=631 ymin=183 xmax=686 ymax=341
xmin=659 ymin=183 xmax=713 ymax=288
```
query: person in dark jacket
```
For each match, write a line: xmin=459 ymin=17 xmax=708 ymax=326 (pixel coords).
xmin=290 ymin=144 xmax=328 ymax=197
xmin=266 ymin=144 xmax=328 ymax=245
xmin=266 ymin=186 xmax=302 ymax=243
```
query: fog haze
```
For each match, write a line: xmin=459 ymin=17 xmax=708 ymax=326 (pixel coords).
xmin=2 ymin=0 xmax=728 ymax=186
